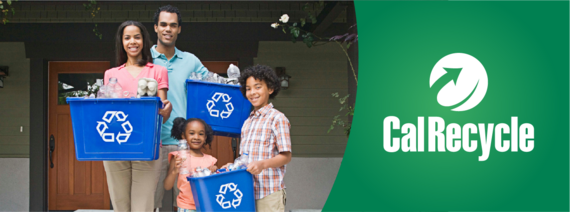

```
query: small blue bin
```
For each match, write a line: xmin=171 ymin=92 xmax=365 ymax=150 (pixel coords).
xmin=188 ymin=169 xmax=256 ymax=212
xmin=186 ymin=80 xmax=252 ymax=137
xmin=67 ymin=97 xmax=163 ymax=161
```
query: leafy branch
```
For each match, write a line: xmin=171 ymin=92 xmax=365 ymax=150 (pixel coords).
xmin=328 ymin=92 xmax=354 ymax=136
xmin=271 ymin=3 xmax=358 ymax=85
xmin=83 ymin=0 xmax=102 ymax=39
xmin=270 ymin=2 xmax=359 ymax=137
xmin=0 ymin=0 xmax=17 ymax=24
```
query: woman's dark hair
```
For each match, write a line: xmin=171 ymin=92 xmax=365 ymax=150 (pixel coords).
xmin=238 ymin=64 xmax=281 ymax=99
xmin=115 ymin=20 xmax=153 ymax=67
xmin=171 ymin=117 xmax=214 ymax=149
xmin=153 ymin=5 xmax=182 ymax=26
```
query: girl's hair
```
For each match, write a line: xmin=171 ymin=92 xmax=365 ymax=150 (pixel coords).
xmin=114 ymin=20 xmax=153 ymax=67
xmin=171 ymin=117 xmax=214 ymax=149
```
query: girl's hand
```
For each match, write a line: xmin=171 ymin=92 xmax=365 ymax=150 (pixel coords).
xmin=221 ymin=163 xmax=232 ymax=169
xmin=171 ymin=155 xmax=183 ymax=174
xmin=208 ymin=165 xmax=218 ymax=173
xmin=246 ymin=161 xmax=265 ymax=175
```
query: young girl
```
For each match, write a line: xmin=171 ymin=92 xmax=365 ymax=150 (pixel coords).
xmin=164 ymin=117 xmax=218 ymax=212
xmin=102 ymin=20 xmax=172 ymax=212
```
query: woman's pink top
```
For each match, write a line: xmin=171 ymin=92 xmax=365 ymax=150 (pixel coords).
xmin=103 ymin=63 xmax=169 ymax=97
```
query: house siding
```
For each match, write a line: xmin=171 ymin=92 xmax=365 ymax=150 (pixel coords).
xmin=254 ymin=41 xmax=349 ymax=157
xmin=0 ymin=158 xmax=30 ymax=211
xmin=0 ymin=42 xmax=30 ymax=158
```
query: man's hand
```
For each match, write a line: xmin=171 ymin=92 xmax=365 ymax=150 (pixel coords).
xmin=246 ymin=160 xmax=266 ymax=175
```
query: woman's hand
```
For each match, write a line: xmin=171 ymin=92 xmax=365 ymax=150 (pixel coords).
xmin=246 ymin=160 xmax=266 ymax=175
xmin=159 ymin=99 xmax=172 ymax=123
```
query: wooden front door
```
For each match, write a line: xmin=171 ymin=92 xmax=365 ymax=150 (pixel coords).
xmin=48 ymin=61 xmax=111 ymax=210
xmin=201 ymin=61 xmax=240 ymax=167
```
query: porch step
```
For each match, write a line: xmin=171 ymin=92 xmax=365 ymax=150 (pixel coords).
xmin=290 ymin=210 xmax=322 ymax=212
xmin=75 ymin=210 xmax=113 ymax=212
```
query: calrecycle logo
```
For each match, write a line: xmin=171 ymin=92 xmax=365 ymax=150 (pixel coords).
xmin=429 ymin=53 xmax=488 ymax=111
xmin=216 ymin=182 xmax=243 ymax=209
xmin=207 ymin=92 xmax=234 ymax=119
xmin=96 ymin=111 xmax=133 ymax=144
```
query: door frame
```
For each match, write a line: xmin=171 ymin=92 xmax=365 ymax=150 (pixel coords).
xmin=29 ymin=59 xmax=112 ymax=211
xmin=47 ymin=61 xmax=110 ymax=210
xmin=30 ymin=58 xmax=49 ymax=211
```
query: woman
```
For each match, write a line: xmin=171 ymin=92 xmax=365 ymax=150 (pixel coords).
xmin=103 ymin=20 xmax=172 ymax=212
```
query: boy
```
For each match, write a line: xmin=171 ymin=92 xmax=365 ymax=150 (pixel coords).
xmin=226 ymin=64 xmax=292 ymax=211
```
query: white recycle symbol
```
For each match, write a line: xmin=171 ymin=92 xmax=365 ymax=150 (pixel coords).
xmin=96 ymin=111 xmax=133 ymax=144
xmin=206 ymin=92 xmax=234 ymax=119
xmin=215 ymin=182 xmax=242 ymax=209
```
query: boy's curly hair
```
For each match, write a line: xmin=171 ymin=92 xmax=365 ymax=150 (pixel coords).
xmin=238 ymin=64 xmax=281 ymax=99
xmin=171 ymin=117 xmax=214 ymax=149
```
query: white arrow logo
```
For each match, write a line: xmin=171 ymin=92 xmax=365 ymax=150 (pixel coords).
xmin=96 ymin=111 xmax=133 ymax=144
xmin=429 ymin=53 xmax=488 ymax=111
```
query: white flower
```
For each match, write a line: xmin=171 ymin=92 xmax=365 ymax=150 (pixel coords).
xmin=279 ymin=14 xmax=289 ymax=23
xmin=271 ymin=23 xmax=279 ymax=29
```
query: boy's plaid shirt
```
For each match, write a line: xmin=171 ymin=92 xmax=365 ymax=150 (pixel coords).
xmin=240 ymin=103 xmax=292 ymax=200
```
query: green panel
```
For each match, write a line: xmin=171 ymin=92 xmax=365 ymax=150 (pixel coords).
xmin=324 ymin=1 xmax=569 ymax=211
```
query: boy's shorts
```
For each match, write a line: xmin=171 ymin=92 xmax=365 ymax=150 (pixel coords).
xmin=177 ymin=208 xmax=196 ymax=212
xmin=255 ymin=189 xmax=286 ymax=212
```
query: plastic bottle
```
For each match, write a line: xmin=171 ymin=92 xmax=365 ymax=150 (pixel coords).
xmin=96 ymin=85 xmax=107 ymax=98
xmin=227 ymin=64 xmax=240 ymax=85
xmin=178 ymin=140 xmax=190 ymax=175
xmin=106 ymin=77 xmax=124 ymax=98
xmin=227 ymin=64 xmax=240 ymax=78
xmin=230 ymin=153 xmax=249 ymax=171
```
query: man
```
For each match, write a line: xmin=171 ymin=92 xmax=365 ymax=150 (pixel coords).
xmin=151 ymin=5 xmax=211 ymax=210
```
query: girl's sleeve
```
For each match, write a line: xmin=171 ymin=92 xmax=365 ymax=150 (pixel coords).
xmin=156 ymin=65 xmax=169 ymax=91
xmin=168 ymin=151 xmax=178 ymax=163
xmin=211 ymin=156 xmax=218 ymax=167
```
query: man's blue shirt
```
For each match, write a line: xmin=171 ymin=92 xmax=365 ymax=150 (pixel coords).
xmin=151 ymin=45 xmax=209 ymax=145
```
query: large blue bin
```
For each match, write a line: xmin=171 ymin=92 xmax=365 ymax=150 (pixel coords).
xmin=67 ymin=97 xmax=163 ymax=161
xmin=186 ymin=80 xmax=252 ymax=137
xmin=188 ymin=169 xmax=256 ymax=212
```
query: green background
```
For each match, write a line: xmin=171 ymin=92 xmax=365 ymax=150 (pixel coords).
xmin=323 ymin=1 xmax=569 ymax=211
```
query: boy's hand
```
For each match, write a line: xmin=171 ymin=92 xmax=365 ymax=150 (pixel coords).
xmin=246 ymin=160 xmax=266 ymax=175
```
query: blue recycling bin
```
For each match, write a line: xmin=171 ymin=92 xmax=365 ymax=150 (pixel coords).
xmin=186 ymin=80 xmax=252 ymax=137
xmin=188 ymin=169 xmax=256 ymax=212
xmin=67 ymin=97 xmax=163 ymax=161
